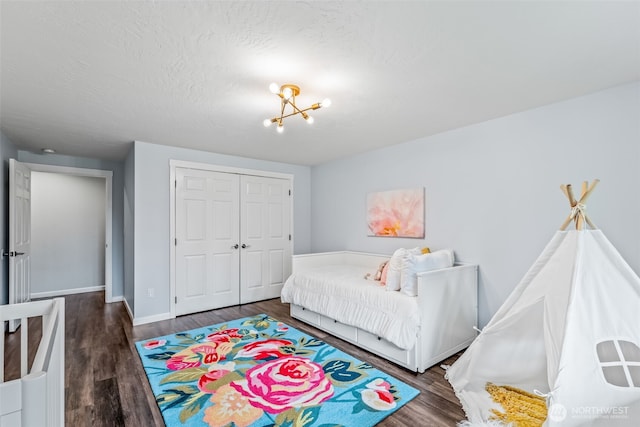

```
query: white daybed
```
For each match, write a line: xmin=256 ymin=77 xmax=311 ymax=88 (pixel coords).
xmin=281 ymin=251 xmax=478 ymax=373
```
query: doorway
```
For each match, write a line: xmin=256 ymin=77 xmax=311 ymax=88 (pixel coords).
xmin=24 ymin=163 xmax=113 ymax=302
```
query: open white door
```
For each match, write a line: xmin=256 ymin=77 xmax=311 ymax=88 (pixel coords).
xmin=8 ymin=159 xmax=32 ymax=332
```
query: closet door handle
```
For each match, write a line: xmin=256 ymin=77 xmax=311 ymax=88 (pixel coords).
xmin=231 ymin=244 xmax=239 ymax=249
xmin=241 ymin=244 xmax=250 ymax=249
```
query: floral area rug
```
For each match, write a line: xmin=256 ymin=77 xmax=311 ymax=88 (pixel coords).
xmin=135 ymin=314 xmax=419 ymax=427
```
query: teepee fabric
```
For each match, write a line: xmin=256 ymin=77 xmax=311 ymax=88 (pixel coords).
xmin=447 ymin=229 xmax=640 ymax=426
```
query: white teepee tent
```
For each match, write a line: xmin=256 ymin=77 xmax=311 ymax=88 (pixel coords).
xmin=447 ymin=181 xmax=640 ymax=426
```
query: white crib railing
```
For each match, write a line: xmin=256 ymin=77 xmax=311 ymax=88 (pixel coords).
xmin=0 ymin=298 xmax=65 ymax=427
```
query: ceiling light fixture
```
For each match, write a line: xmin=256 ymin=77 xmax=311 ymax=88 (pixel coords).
xmin=263 ymin=83 xmax=330 ymax=133
xmin=41 ymin=148 xmax=56 ymax=154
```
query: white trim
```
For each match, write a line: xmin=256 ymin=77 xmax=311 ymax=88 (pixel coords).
xmin=169 ymin=159 xmax=294 ymax=319
xmin=123 ymin=298 xmax=134 ymax=323
xmin=110 ymin=295 xmax=124 ymax=303
xmin=169 ymin=159 xmax=293 ymax=180
xmin=24 ymin=162 xmax=115 ymax=304
xmin=169 ymin=163 xmax=176 ymax=319
xmin=31 ymin=285 xmax=105 ymax=298
xmin=132 ymin=311 xmax=173 ymax=326
xmin=24 ymin=163 xmax=113 ymax=179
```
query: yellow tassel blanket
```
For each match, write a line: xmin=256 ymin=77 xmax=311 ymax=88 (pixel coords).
xmin=486 ymin=382 xmax=548 ymax=427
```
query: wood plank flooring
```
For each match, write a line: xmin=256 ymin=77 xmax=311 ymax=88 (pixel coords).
xmin=3 ymin=292 xmax=466 ymax=426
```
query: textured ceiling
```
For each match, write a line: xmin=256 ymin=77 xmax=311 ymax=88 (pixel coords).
xmin=1 ymin=1 xmax=639 ymax=165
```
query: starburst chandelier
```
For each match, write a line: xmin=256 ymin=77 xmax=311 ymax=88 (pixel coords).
xmin=263 ymin=83 xmax=331 ymax=133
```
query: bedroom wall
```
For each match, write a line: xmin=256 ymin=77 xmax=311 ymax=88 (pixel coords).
xmin=310 ymin=82 xmax=640 ymax=327
xmin=130 ymin=140 xmax=312 ymax=322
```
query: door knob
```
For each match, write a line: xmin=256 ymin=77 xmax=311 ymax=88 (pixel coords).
xmin=2 ymin=251 xmax=24 ymax=257
xmin=241 ymin=244 xmax=250 ymax=249
xmin=231 ymin=244 xmax=239 ymax=249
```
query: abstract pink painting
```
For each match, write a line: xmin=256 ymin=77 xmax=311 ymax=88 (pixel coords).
xmin=366 ymin=188 xmax=424 ymax=237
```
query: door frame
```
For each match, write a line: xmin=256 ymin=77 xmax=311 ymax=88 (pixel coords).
xmin=169 ymin=159 xmax=294 ymax=319
xmin=24 ymin=163 xmax=114 ymax=303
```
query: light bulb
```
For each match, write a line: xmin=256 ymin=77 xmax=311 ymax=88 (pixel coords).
xmin=263 ymin=119 xmax=272 ymax=127
xmin=277 ymin=124 xmax=284 ymax=133
xmin=283 ymin=87 xmax=293 ymax=100
xmin=320 ymin=98 xmax=332 ymax=108
xmin=269 ymin=83 xmax=280 ymax=94
xmin=305 ymin=116 xmax=314 ymax=124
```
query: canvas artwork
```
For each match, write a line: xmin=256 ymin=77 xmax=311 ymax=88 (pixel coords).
xmin=366 ymin=188 xmax=424 ymax=238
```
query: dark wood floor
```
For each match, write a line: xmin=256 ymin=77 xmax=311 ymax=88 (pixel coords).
xmin=3 ymin=292 xmax=466 ymax=426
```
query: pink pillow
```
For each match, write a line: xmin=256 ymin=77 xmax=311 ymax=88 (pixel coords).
xmin=380 ymin=261 xmax=390 ymax=284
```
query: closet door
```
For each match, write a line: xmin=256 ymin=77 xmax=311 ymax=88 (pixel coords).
xmin=240 ymin=175 xmax=292 ymax=304
xmin=175 ymin=168 xmax=240 ymax=315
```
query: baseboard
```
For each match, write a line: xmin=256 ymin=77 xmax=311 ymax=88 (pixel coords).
xmin=124 ymin=299 xmax=134 ymax=322
xmin=123 ymin=299 xmax=172 ymax=326
xmin=109 ymin=295 xmax=124 ymax=303
xmin=31 ymin=285 xmax=105 ymax=299
xmin=132 ymin=311 xmax=173 ymax=326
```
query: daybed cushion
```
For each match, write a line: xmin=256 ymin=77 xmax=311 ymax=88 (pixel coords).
xmin=281 ymin=264 xmax=420 ymax=350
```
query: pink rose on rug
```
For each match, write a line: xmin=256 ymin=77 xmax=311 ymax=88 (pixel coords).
xmin=230 ymin=356 xmax=334 ymax=414
xmin=143 ymin=339 xmax=166 ymax=350
xmin=207 ymin=328 xmax=242 ymax=343
xmin=235 ymin=338 xmax=293 ymax=360
xmin=198 ymin=363 xmax=235 ymax=393
xmin=361 ymin=378 xmax=396 ymax=411
xmin=166 ymin=341 xmax=233 ymax=370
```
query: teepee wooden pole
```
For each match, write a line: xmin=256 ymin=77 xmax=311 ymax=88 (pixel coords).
xmin=579 ymin=179 xmax=599 ymax=204
xmin=577 ymin=179 xmax=599 ymax=230
xmin=560 ymin=184 xmax=575 ymax=230
xmin=581 ymin=181 xmax=588 ymax=199
xmin=576 ymin=211 xmax=584 ymax=230
xmin=566 ymin=184 xmax=577 ymax=208
xmin=559 ymin=184 xmax=580 ymax=230
xmin=560 ymin=184 xmax=570 ymax=202
xmin=576 ymin=182 xmax=588 ymax=229
xmin=559 ymin=179 xmax=599 ymax=230
xmin=559 ymin=214 xmax=574 ymax=231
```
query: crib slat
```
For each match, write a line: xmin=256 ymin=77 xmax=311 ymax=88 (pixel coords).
xmin=22 ymin=371 xmax=46 ymax=427
xmin=20 ymin=317 xmax=28 ymax=377
xmin=0 ymin=378 xmax=22 ymax=420
xmin=0 ymin=321 xmax=4 ymax=383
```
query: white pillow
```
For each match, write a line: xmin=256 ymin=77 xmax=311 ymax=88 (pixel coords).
xmin=400 ymin=249 xmax=455 ymax=297
xmin=385 ymin=247 xmax=421 ymax=291
xmin=384 ymin=248 xmax=406 ymax=291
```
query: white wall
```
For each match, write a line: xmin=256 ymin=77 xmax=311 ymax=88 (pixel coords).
xmin=30 ymin=172 xmax=105 ymax=295
xmin=311 ymin=82 xmax=640 ymax=327
xmin=130 ymin=141 xmax=312 ymax=321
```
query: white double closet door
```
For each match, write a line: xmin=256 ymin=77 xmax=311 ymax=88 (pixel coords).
xmin=175 ymin=167 xmax=291 ymax=316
